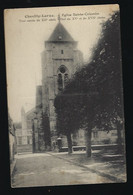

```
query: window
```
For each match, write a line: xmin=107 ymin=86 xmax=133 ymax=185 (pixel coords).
xmin=58 ymin=73 xmax=63 ymax=92
xmin=61 ymin=50 xmax=64 ymax=54
xmin=60 ymin=66 xmax=66 ymax=73
xmin=57 ymin=65 xmax=69 ymax=92
xmin=64 ymin=74 xmax=68 ymax=85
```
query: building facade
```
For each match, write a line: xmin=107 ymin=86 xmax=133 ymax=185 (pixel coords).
xmin=8 ymin=114 xmax=17 ymax=163
xmin=35 ymin=21 xmax=83 ymax=150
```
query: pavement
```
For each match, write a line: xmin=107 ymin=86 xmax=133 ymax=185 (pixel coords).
xmin=47 ymin=150 xmax=126 ymax=183
xmin=11 ymin=149 xmax=126 ymax=188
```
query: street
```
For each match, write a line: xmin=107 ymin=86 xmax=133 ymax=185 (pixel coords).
xmin=12 ymin=152 xmax=113 ymax=188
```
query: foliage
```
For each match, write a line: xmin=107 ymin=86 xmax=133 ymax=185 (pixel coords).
xmin=54 ymin=11 xmax=124 ymax=137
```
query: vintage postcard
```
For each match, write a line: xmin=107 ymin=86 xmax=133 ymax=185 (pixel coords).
xmin=4 ymin=4 xmax=126 ymax=188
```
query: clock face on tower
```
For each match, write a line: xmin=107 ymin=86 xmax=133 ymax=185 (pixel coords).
xmin=58 ymin=35 xmax=62 ymax=40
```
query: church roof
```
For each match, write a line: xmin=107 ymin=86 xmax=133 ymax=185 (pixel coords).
xmin=47 ymin=22 xmax=75 ymax=42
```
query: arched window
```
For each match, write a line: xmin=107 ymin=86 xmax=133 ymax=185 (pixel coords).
xmin=57 ymin=65 xmax=69 ymax=92
xmin=64 ymin=74 xmax=69 ymax=86
xmin=58 ymin=73 xmax=63 ymax=92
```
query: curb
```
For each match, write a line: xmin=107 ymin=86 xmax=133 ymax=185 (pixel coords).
xmin=46 ymin=152 xmax=125 ymax=183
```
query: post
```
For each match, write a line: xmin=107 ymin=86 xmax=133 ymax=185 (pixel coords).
xmin=34 ymin=117 xmax=39 ymax=152
xmin=32 ymin=119 xmax=35 ymax=153
xmin=85 ymin=129 xmax=92 ymax=157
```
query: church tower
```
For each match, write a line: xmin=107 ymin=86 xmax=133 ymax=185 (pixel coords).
xmin=41 ymin=19 xmax=83 ymax=145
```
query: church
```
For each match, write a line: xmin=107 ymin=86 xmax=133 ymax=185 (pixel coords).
xmin=17 ymin=19 xmax=119 ymax=153
xmin=34 ymin=19 xmax=83 ymax=151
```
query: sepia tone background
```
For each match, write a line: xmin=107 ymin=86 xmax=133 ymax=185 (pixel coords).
xmin=0 ymin=0 xmax=132 ymax=194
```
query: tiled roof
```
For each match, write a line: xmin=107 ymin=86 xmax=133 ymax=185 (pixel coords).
xmin=47 ymin=22 xmax=75 ymax=42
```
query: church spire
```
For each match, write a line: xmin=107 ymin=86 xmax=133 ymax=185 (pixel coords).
xmin=46 ymin=20 xmax=75 ymax=42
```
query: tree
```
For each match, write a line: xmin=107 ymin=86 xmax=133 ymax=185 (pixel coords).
xmin=54 ymin=11 xmax=124 ymax=156
xmin=90 ymin=11 xmax=124 ymax=152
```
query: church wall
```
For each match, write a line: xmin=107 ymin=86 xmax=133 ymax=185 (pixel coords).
xmin=41 ymin=51 xmax=50 ymax=113
xmin=52 ymin=43 xmax=74 ymax=59
xmin=53 ymin=59 xmax=74 ymax=78
xmin=41 ymin=41 xmax=84 ymax=145
xmin=36 ymin=85 xmax=42 ymax=108
xmin=42 ymin=82 xmax=49 ymax=113
xmin=48 ymin=77 xmax=55 ymax=99
xmin=46 ymin=51 xmax=54 ymax=77
xmin=45 ymin=42 xmax=76 ymax=76
xmin=41 ymin=42 xmax=83 ymax=103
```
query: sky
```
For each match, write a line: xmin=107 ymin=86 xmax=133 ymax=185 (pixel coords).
xmin=4 ymin=5 xmax=119 ymax=122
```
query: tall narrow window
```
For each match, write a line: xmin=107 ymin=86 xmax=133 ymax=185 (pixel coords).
xmin=61 ymin=50 xmax=64 ymax=54
xmin=58 ymin=73 xmax=63 ymax=92
xmin=64 ymin=74 xmax=68 ymax=87
xmin=57 ymin=65 xmax=69 ymax=92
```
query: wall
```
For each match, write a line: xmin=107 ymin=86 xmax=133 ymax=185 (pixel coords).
xmin=9 ymin=132 xmax=16 ymax=163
